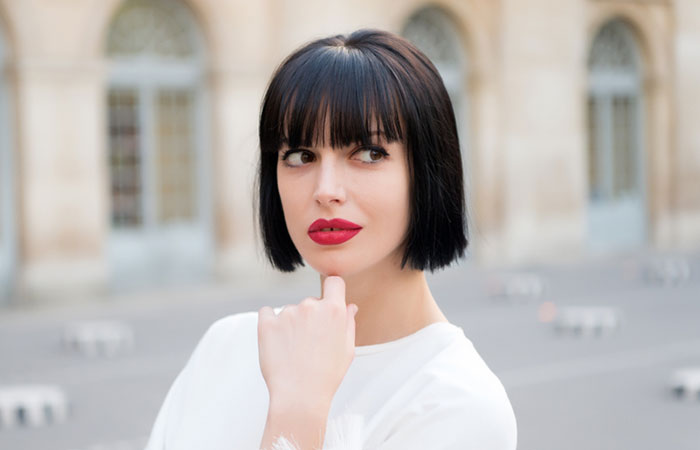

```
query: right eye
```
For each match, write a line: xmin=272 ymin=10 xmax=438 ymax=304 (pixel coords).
xmin=281 ymin=149 xmax=315 ymax=167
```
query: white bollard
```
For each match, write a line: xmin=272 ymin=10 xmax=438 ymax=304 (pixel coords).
xmin=553 ymin=306 xmax=622 ymax=337
xmin=670 ymin=368 xmax=700 ymax=401
xmin=62 ymin=320 xmax=135 ymax=357
xmin=0 ymin=384 xmax=69 ymax=428
xmin=487 ymin=273 xmax=545 ymax=301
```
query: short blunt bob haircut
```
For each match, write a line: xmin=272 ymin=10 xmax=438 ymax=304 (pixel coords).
xmin=257 ymin=29 xmax=468 ymax=273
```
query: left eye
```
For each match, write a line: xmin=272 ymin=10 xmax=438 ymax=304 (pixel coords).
xmin=354 ymin=147 xmax=387 ymax=163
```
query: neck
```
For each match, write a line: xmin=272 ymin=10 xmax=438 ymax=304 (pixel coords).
xmin=319 ymin=260 xmax=448 ymax=347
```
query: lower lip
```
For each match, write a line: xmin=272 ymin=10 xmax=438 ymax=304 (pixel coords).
xmin=308 ymin=229 xmax=362 ymax=245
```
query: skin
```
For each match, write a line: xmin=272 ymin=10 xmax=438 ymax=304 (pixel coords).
xmin=258 ymin=126 xmax=448 ymax=449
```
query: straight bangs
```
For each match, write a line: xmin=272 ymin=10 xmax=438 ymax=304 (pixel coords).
xmin=260 ymin=46 xmax=407 ymax=152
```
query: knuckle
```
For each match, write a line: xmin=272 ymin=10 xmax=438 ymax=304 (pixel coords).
xmin=331 ymin=300 xmax=346 ymax=313
xmin=299 ymin=298 xmax=317 ymax=309
xmin=257 ymin=307 xmax=274 ymax=326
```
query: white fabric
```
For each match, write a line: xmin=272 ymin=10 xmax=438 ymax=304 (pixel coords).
xmin=144 ymin=309 xmax=517 ymax=450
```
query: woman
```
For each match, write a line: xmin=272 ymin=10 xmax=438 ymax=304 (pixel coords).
xmin=144 ymin=29 xmax=517 ymax=450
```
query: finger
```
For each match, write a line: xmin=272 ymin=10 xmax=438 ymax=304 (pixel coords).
xmin=321 ymin=276 xmax=346 ymax=305
xmin=258 ymin=306 xmax=276 ymax=327
xmin=274 ymin=304 xmax=290 ymax=315
xmin=346 ymin=303 xmax=358 ymax=347
xmin=259 ymin=306 xmax=275 ymax=318
xmin=299 ymin=297 xmax=321 ymax=308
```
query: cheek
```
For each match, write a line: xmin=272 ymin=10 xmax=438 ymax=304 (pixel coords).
xmin=359 ymin=169 xmax=411 ymax=237
xmin=276 ymin=171 xmax=305 ymax=233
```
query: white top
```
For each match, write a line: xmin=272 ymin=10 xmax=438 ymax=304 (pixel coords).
xmin=144 ymin=309 xmax=517 ymax=450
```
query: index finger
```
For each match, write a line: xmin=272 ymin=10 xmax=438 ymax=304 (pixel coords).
xmin=322 ymin=276 xmax=346 ymax=304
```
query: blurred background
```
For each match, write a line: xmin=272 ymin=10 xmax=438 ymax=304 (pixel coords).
xmin=0 ymin=0 xmax=699 ymax=449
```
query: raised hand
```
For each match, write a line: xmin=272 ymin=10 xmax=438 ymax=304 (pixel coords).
xmin=257 ymin=276 xmax=359 ymax=411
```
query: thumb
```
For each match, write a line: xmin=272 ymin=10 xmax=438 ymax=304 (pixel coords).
xmin=322 ymin=276 xmax=346 ymax=305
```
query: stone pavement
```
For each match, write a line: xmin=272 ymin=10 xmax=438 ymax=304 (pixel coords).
xmin=0 ymin=250 xmax=699 ymax=450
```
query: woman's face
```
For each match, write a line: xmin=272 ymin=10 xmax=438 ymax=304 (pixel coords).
xmin=276 ymin=129 xmax=411 ymax=277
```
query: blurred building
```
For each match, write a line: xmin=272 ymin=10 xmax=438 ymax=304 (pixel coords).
xmin=0 ymin=0 xmax=698 ymax=306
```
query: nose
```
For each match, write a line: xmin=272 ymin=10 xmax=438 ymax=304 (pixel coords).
xmin=313 ymin=155 xmax=346 ymax=207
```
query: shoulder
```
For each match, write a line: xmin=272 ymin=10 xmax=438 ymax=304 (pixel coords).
xmin=202 ymin=310 xmax=259 ymax=340
xmin=437 ymin=336 xmax=510 ymax=394
xmin=386 ymin=336 xmax=517 ymax=449
xmin=384 ymin=379 xmax=517 ymax=449
xmin=417 ymin=387 xmax=517 ymax=450
xmin=186 ymin=310 xmax=259 ymax=363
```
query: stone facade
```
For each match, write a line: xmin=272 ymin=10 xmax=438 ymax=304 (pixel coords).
xmin=0 ymin=0 xmax=697 ymax=306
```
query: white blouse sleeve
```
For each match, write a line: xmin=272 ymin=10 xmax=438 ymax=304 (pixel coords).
xmin=143 ymin=321 xmax=216 ymax=450
xmin=143 ymin=367 xmax=188 ymax=450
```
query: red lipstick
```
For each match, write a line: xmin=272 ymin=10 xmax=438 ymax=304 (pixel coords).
xmin=308 ymin=218 xmax=362 ymax=245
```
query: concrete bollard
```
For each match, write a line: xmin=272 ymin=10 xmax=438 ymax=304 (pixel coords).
xmin=670 ymin=368 xmax=700 ymax=401
xmin=62 ymin=320 xmax=135 ymax=357
xmin=553 ymin=306 xmax=622 ymax=337
xmin=487 ymin=273 xmax=545 ymax=302
xmin=0 ymin=384 xmax=69 ymax=429
xmin=642 ymin=257 xmax=691 ymax=286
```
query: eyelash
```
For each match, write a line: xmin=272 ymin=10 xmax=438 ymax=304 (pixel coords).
xmin=279 ymin=146 xmax=389 ymax=167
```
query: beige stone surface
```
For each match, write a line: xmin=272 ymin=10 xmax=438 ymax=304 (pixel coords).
xmin=674 ymin=0 xmax=700 ymax=245
xmin=0 ymin=0 xmax=697 ymax=305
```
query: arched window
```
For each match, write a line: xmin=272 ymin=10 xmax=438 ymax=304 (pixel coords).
xmin=106 ymin=0 xmax=211 ymax=288
xmin=402 ymin=7 xmax=468 ymax=151
xmin=587 ymin=19 xmax=647 ymax=250
xmin=0 ymin=23 xmax=14 ymax=303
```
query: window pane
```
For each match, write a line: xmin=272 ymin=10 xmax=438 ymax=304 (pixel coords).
xmin=107 ymin=0 xmax=197 ymax=59
xmin=587 ymin=96 xmax=601 ymax=200
xmin=156 ymin=89 xmax=196 ymax=224
xmin=402 ymin=7 xmax=461 ymax=70
xmin=588 ymin=20 xmax=638 ymax=71
xmin=108 ymin=89 xmax=143 ymax=228
xmin=612 ymin=96 xmax=636 ymax=198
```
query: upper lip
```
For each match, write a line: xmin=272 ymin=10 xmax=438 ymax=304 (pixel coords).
xmin=308 ymin=218 xmax=362 ymax=232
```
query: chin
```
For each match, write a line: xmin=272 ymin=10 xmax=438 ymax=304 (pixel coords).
xmin=300 ymin=244 xmax=375 ymax=278
xmin=306 ymin=258 xmax=355 ymax=278
xmin=312 ymin=265 xmax=347 ymax=278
